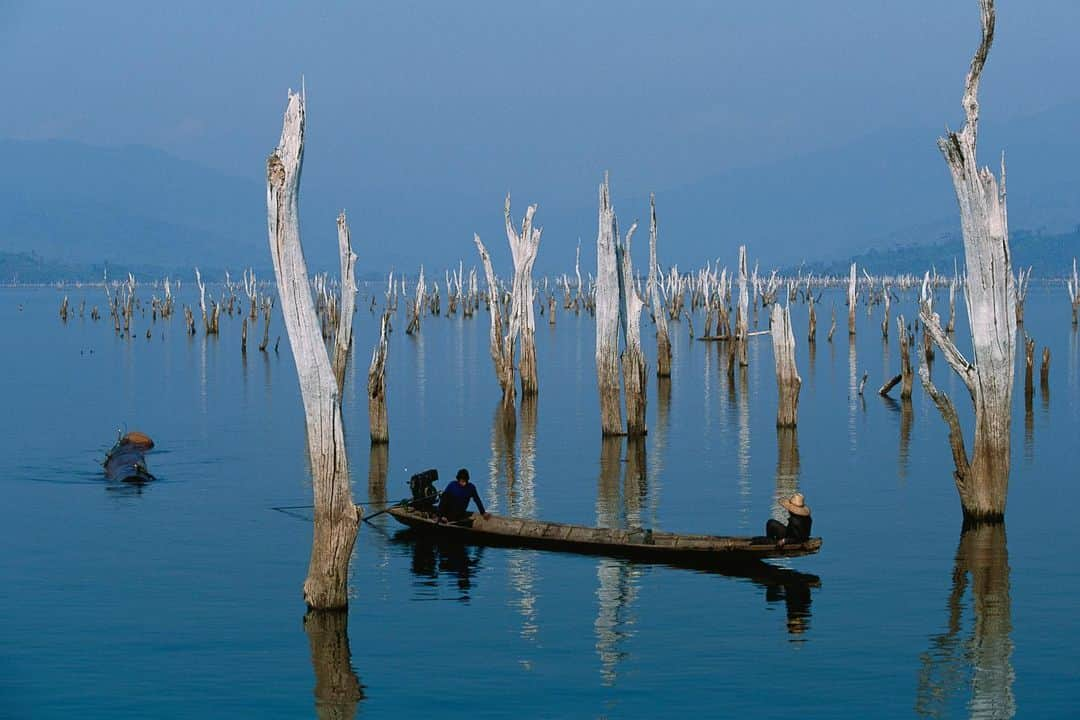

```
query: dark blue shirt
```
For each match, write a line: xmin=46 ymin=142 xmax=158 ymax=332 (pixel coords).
xmin=438 ymin=480 xmax=486 ymax=518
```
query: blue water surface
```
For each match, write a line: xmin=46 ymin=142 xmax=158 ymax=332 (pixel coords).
xmin=1 ymin=281 xmax=1077 ymax=719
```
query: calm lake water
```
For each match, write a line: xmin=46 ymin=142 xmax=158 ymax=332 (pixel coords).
xmin=2 ymin=281 xmax=1078 ymax=719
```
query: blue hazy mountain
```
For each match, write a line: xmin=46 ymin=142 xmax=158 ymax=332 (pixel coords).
xmin=2 ymin=100 xmax=1078 ymax=281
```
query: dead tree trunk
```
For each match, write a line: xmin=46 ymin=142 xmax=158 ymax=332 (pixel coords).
xmin=474 ymin=235 xmax=516 ymax=407
xmin=847 ymin=262 xmax=857 ymax=336
xmin=918 ymin=0 xmax=1015 ymax=522
xmin=881 ymin=280 xmax=890 ymax=339
xmin=596 ymin=174 xmax=624 ymax=436
xmin=617 ymin=219 xmax=646 ymax=436
xmin=771 ymin=301 xmax=801 ymax=427
xmin=898 ymin=316 xmax=914 ymax=399
xmin=736 ymin=245 xmax=749 ymax=366
xmin=367 ymin=312 xmax=390 ymax=444
xmin=267 ymin=88 xmax=359 ymax=610
xmin=505 ymin=195 xmax=542 ymax=397
xmin=647 ymin=194 xmax=672 ymax=378
xmin=332 ymin=212 xmax=358 ymax=395
xmin=1068 ymin=258 xmax=1079 ymax=326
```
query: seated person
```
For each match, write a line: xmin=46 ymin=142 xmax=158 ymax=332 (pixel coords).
xmin=437 ymin=468 xmax=491 ymax=523
xmin=766 ymin=493 xmax=812 ymax=547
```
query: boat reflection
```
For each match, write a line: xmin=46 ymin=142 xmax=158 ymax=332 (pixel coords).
xmin=916 ymin=522 xmax=1014 ymax=719
xmin=395 ymin=531 xmax=485 ymax=602
xmin=304 ymin=608 xmax=364 ymax=719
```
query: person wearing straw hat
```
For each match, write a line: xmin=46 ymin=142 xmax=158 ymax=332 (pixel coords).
xmin=766 ymin=492 xmax=812 ymax=547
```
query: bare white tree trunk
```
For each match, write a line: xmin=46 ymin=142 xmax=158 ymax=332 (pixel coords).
xmin=367 ymin=311 xmax=390 ymax=443
xmin=505 ymin=195 xmax=542 ymax=397
xmin=647 ymin=194 xmax=672 ymax=378
xmin=474 ymin=235 xmax=516 ymax=406
xmin=736 ymin=245 xmax=749 ymax=366
xmin=332 ymin=211 xmax=358 ymax=394
xmin=881 ymin=280 xmax=891 ymax=339
xmin=617 ymin=220 xmax=646 ymax=436
xmin=847 ymin=262 xmax=857 ymax=336
xmin=267 ymin=89 xmax=358 ymax=609
xmin=771 ymin=301 xmax=801 ymax=427
xmin=919 ymin=0 xmax=1015 ymax=521
xmin=596 ymin=174 xmax=623 ymax=436
xmin=1067 ymin=258 xmax=1079 ymax=325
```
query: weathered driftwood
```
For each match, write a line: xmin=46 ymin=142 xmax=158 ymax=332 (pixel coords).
xmin=647 ymin=194 xmax=672 ymax=378
xmin=332 ymin=212 xmax=358 ymax=395
xmin=919 ymin=0 xmax=1016 ymax=521
xmin=505 ymin=195 xmax=542 ymax=397
xmin=617 ymin=218 xmax=647 ymax=436
xmin=474 ymin=235 xmax=516 ymax=406
xmin=267 ymin=88 xmax=358 ymax=610
xmin=878 ymin=373 xmax=902 ymax=397
xmin=367 ymin=312 xmax=390 ymax=444
xmin=596 ymin=175 xmax=623 ymax=436
xmin=771 ymin=301 xmax=801 ymax=427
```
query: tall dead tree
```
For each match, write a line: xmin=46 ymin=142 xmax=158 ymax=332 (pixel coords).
xmin=736 ymin=245 xmax=749 ymax=366
xmin=617 ymin=218 xmax=646 ymax=436
xmin=474 ymin=235 xmax=516 ymax=407
xmin=919 ymin=0 xmax=1016 ymax=522
xmin=332 ymin=211 xmax=358 ymax=394
xmin=267 ymin=88 xmax=359 ymax=609
xmin=847 ymin=262 xmax=857 ymax=336
xmin=505 ymin=195 xmax=542 ymax=397
xmin=596 ymin=175 xmax=623 ymax=436
xmin=771 ymin=301 xmax=801 ymax=427
xmin=647 ymin=194 xmax=672 ymax=378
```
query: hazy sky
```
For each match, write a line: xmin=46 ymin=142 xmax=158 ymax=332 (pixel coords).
xmin=3 ymin=1 xmax=1079 ymax=268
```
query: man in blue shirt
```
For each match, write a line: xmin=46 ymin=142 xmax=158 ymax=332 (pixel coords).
xmin=437 ymin=468 xmax=491 ymax=523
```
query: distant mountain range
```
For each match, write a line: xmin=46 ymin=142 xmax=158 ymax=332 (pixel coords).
xmin=2 ymin=99 xmax=1079 ymax=282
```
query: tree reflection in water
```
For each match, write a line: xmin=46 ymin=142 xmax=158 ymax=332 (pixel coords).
xmin=304 ymin=609 xmax=364 ymax=720
xmin=916 ymin=522 xmax=1014 ymax=719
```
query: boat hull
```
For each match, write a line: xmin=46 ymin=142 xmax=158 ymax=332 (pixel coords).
xmin=387 ymin=507 xmax=821 ymax=566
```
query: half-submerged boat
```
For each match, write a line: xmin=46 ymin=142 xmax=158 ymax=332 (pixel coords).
xmin=387 ymin=505 xmax=821 ymax=564
xmin=103 ymin=431 xmax=156 ymax=484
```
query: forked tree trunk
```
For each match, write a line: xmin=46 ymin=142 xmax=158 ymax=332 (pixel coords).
xmin=367 ymin=312 xmax=390 ymax=444
xmin=771 ymin=301 xmax=801 ymax=427
xmin=505 ymin=195 xmax=542 ymax=397
xmin=918 ymin=0 xmax=1016 ymax=522
xmin=332 ymin=212 xmax=358 ymax=394
xmin=596 ymin=174 xmax=623 ymax=436
xmin=647 ymin=194 xmax=672 ymax=378
xmin=617 ymin=219 xmax=646 ymax=436
xmin=267 ymin=88 xmax=359 ymax=609
xmin=474 ymin=235 xmax=516 ymax=406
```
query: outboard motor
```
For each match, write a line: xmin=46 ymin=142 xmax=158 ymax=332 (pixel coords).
xmin=408 ymin=469 xmax=440 ymax=512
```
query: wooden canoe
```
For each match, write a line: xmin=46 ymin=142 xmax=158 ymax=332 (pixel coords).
xmin=386 ymin=506 xmax=821 ymax=564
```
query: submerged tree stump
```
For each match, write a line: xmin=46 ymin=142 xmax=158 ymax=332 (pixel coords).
xmin=771 ymin=301 xmax=801 ymax=427
xmin=267 ymin=88 xmax=359 ymax=610
xmin=331 ymin=212 xmax=358 ymax=394
xmin=367 ymin=312 xmax=390 ymax=444
xmin=505 ymin=195 xmax=542 ymax=397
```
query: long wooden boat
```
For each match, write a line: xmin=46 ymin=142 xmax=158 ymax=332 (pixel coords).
xmin=387 ymin=505 xmax=821 ymax=564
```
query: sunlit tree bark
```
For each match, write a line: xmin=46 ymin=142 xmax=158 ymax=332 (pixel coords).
xmin=919 ymin=0 xmax=1016 ymax=521
xmin=267 ymin=88 xmax=359 ymax=609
